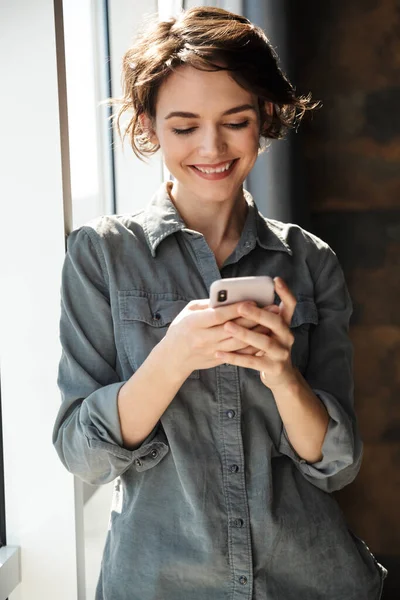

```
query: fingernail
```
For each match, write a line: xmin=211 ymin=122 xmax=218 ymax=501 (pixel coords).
xmin=274 ymin=277 xmax=282 ymax=287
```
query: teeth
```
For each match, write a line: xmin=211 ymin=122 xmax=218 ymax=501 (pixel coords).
xmin=195 ymin=161 xmax=233 ymax=174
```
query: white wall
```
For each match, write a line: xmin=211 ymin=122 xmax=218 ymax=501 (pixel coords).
xmin=0 ymin=1 xmax=78 ymax=599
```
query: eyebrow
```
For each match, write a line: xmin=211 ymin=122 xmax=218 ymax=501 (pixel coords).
xmin=164 ymin=104 xmax=257 ymax=120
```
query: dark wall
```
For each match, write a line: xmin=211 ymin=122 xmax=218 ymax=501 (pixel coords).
xmin=290 ymin=1 xmax=400 ymax=597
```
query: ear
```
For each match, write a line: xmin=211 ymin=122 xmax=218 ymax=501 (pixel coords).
xmin=139 ymin=113 xmax=159 ymax=145
xmin=265 ymin=101 xmax=273 ymax=117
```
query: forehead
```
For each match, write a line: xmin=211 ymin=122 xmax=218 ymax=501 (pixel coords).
xmin=155 ymin=65 xmax=255 ymax=118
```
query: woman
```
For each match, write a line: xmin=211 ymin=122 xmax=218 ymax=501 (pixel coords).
xmin=53 ymin=7 xmax=387 ymax=599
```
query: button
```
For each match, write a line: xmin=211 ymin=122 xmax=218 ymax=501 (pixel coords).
xmin=135 ymin=458 xmax=142 ymax=467
xmin=226 ymin=410 xmax=236 ymax=419
xmin=238 ymin=575 xmax=248 ymax=585
xmin=244 ymin=241 xmax=252 ymax=248
xmin=150 ymin=449 xmax=158 ymax=459
xmin=153 ymin=312 xmax=161 ymax=321
xmin=232 ymin=518 xmax=244 ymax=528
xmin=229 ymin=464 xmax=239 ymax=473
xmin=299 ymin=459 xmax=306 ymax=464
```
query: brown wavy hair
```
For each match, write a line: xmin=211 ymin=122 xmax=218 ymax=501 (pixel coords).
xmin=112 ymin=6 xmax=319 ymax=160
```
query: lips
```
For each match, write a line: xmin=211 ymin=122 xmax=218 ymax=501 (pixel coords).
xmin=187 ymin=158 xmax=239 ymax=181
xmin=190 ymin=158 xmax=236 ymax=169
xmin=190 ymin=158 xmax=236 ymax=170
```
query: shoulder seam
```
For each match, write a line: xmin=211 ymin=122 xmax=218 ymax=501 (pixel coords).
xmin=313 ymin=246 xmax=335 ymax=286
xmin=80 ymin=226 xmax=109 ymax=288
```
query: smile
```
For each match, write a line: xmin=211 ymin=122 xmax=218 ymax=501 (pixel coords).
xmin=188 ymin=159 xmax=238 ymax=180
xmin=193 ymin=160 xmax=234 ymax=174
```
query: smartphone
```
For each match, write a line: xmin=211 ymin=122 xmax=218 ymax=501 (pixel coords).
xmin=209 ymin=276 xmax=275 ymax=308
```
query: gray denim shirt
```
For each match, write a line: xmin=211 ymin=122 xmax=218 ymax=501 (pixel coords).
xmin=53 ymin=182 xmax=386 ymax=600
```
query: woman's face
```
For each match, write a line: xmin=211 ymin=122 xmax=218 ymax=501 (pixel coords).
xmin=151 ymin=65 xmax=261 ymax=204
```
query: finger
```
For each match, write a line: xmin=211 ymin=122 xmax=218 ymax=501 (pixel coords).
xmin=218 ymin=336 xmax=256 ymax=353
xmin=230 ymin=301 xmax=257 ymax=327
xmin=187 ymin=299 xmax=211 ymax=311
xmin=232 ymin=317 xmax=272 ymax=338
xmin=235 ymin=303 xmax=292 ymax=344
xmin=212 ymin=330 xmax=265 ymax=354
xmin=215 ymin=349 xmax=273 ymax=372
xmin=231 ymin=314 xmax=259 ymax=329
xmin=233 ymin=303 xmax=278 ymax=327
xmin=265 ymin=304 xmax=280 ymax=314
xmin=273 ymin=278 xmax=297 ymax=325
xmin=236 ymin=345 xmax=263 ymax=355
xmin=210 ymin=321 xmax=266 ymax=352
xmin=228 ymin=321 xmax=271 ymax=354
xmin=194 ymin=302 xmax=247 ymax=328
xmin=202 ymin=321 xmax=259 ymax=352
xmin=222 ymin=321 xmax=288 ymax=361
xmin=231 ymin=325 xmax=272 ymax=340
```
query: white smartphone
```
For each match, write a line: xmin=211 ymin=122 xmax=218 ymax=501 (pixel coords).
xmin=209 ymin=276 xmax=275 ymax=308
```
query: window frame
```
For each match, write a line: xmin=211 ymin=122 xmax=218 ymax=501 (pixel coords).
xmin=0 ymin=0 xmax=80 ymax=597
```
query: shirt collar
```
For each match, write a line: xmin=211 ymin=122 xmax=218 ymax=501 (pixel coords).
xmin=242 ymin=188 xmax=292 ymax=256
xmin=142 ymin=181 xmax=292 ymax=257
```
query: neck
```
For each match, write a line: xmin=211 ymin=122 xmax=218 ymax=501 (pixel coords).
xmin=168 ymin=181 xmax=248 ymax=250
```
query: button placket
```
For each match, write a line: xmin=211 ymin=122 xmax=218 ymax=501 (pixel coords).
xmin=219 ymin=367 xmax=253 ymax=598
xmin=189 ymin=231 xmax=253 ymax=596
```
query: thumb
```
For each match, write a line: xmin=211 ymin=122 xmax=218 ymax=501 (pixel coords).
xmin=274 ymin=277 xmax=297 ymax=325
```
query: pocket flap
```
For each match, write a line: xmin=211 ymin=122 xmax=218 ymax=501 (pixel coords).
xmin=290 ymin=297 xmax=319 ymax=328
xmin=119 ymin=291 xmax=189 ymax=327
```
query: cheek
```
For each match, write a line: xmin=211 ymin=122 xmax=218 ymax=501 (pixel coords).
xmin=159 ymin=133 xmax=193 ymax=162
xmin=239 ymin=129 xmax=261 ymax=159
xmin=233 ymin=121 xmax=260 ymax=147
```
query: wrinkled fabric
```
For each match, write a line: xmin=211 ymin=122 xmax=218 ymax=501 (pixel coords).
xmin=53 ymin=182 xmax=386 ymax=600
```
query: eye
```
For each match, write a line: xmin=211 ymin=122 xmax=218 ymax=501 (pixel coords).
xmin=226 ymin=120 xmax=249 ymax=129
xmin=172 ymin=127 xmax=197 ymax=135
xmin=172 ymin=120 xmax=250 ymax=135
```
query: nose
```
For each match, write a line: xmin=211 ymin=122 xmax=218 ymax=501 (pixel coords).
xmin=198 ymin=124 xmax=227 ymax=159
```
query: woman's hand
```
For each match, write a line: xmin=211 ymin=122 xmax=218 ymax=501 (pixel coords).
xmin=162 ymin=299 xmax=271 ymax=378
xmin=215 ymin=277 xmax=298 ymax=389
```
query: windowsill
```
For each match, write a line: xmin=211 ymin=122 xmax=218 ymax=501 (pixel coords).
xmin=0 ymin=546 xmax=21 ymax=600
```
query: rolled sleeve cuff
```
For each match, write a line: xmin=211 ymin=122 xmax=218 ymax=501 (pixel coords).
xmin=81 ymin=382 xmax=169 ymax=474
xmin=280 ymin=389 xmax=363 ymax=489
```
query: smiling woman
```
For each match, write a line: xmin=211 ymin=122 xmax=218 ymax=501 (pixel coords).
xmin=53 ymin=6 xmax=387 ymax=600
xmin=109 ymin=6 xmax=317 ymax=245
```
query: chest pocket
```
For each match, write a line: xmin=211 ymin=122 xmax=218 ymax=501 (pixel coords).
xmin=290 ymin=296 xmax=319 ymax=373
xmin=118 ymin=291 xmax=200 ymax=379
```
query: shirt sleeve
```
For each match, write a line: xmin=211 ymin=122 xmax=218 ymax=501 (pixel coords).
xmin=279 ymin=245 xmax=363 ymax=493
xmin=52 ymin=226 xmax=169 ymax=485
